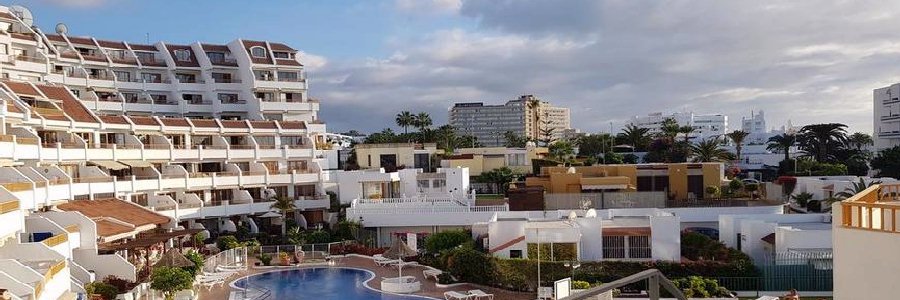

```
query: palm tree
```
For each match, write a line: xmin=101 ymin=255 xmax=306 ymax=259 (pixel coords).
xmin=799 ymin=123 xmax=848 ymax=162
xmin=689 ymin=137 xmax=733 ymax=162
xmin=548 ymin=140 xmax=575 ymax=164
xmin=395 ymin=111 xmax=414 ymax=135
xmin=660 ymin=118 xmax=680 ymax=143
xmin=527 ymin=99 xmax=542 ymax=140
xmin=619 ymin=124 xmax=651 ymax=151
xmin=835 ymin=178 xmax=881 ymax=199
xmin=766 ymin=133 xmax=797 ymax=162
xmin=726 ymin=130 xmax=750 ymax=161
xmin=413 ymin=112 xmax=432 ymax=132
xmin=846 ymin=132 xmax=873 ymax=151
xmin=679 ymin=126 xmax=695 ymax=144
xmin=270 ymin=196 xmax=296 ymax=235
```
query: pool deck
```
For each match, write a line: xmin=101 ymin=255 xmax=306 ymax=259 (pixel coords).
xmin=199 ymin=255 xmax=533 ymax=300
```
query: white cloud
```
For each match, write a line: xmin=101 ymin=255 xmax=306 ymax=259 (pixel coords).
xmin=395 ymin=0 xmax=461 ymax=15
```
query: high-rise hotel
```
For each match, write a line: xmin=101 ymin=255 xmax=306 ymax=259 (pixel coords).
xmin=0 ymin=5 xmax=330 ymax=299
xmin=449 ymin=94 xmax=572 ymax=147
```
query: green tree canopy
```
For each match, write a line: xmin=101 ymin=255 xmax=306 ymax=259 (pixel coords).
xmin=150 ymin=267 xmax=193 ymax=300
xmin=872 ymin=146 xmax=900 ymax=179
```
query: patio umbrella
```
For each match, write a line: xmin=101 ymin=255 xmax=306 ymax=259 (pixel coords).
xmin=153 ymin=249 xmax=195 ymax=268
xmin=382 ymin=238 xmax=418 ymax=278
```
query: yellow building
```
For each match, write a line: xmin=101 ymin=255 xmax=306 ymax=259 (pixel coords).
xmin=524 ymin=163 xmax=725 ymax=201
xmin=353 ymin=143 xmax=442 ymax=170
xmin=441 ymin=146 xmax=549 ymax=176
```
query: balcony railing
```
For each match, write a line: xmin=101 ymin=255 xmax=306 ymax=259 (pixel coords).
xmin=87 ymin=73 xmax=115 ymax=80
xmin=0 ymin=200 xmax=19 ymax=214
xmin=841 ymin=183 xmax=900 ymax=233
xmin=209 ymin=58 xmax=238 ymax=65
xmin=42 ymin=233 xmax=68 ymax=247
xmin=214 ymin=78 xmax=242 ymax=84
xmin=14 ymin=54 xmax=45 ymax=63
xmin=220 ymin=99 xmax=248 ymax=104
xmin=2 ymin=182 xmax=32 ymax=192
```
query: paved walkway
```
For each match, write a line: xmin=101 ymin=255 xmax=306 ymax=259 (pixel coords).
xmin=198 ymin=255 xmax=533 ymax=299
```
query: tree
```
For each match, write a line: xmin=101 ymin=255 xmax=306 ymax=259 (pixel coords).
xmin=766 ymin=133 xmax=796 ymax=162
xmin=846 ymin=132 xmax=873 ymax=151
xmin=871 ymin=146 xmax=900 ymax=178
xmin=477 ymin=167 xmax=518 ymax=194
xmin=527 ymin=98 xmax=542 ymax=140
xmin=538 ymin=117 xmax=556 ymax=146
xmin=660 ymin=118 xmax=681 ymax=143
xmin=503 ymin=131 xmax=529 ymax=148
xmin=791 ymin=192 xmax=814 ymax=207
xmin=395 ymin=111 xmax=415 ymax=136
xmin=679 ymin=125 xmax=695 ymax=144
xmin=689 ymin=138 xmax=733 ymax=162
xmin=548 ymin=140 xmax=575 ymax=163
xmin=577 ymin=133 xmax=613 ymax=158
xmin=413 ymin=112 xmax=432 ymax=132
xmin=798 ymin=123 xmax=848 ymax=162
xmin=424 ymin=230 xmax=472 ymax=254
xmin=150 ymin=267 xmax=193 ymax=300
xmin=835 ymin=178 xmax=880 ymax=199
xmin=270 ymin=196 xmax=296 ymax=235
xmin=618 ymin=124 xmax=651 ymax=151
xmin=726 ymin=130 xmax=750 ymax=161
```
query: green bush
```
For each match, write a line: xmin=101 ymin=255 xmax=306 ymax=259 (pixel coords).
xmin=727 ymin=180 xmax=744 ymax=195
xmin=305 ymin=230 xmax=332 ymax=243
xmin=446 ymin=247 xmax=495 ymax=285
xmin=424 ymin=230 xmax=472 ymax=254
xmin=672 ymin=276 xmax=732 ymax=298
xmin=258 ymin=253 xmax=273 ymax=266
xmin=216 ymin=235 xmax=240 ymax=250
xmin=150 ymin=266 xmax=193 ymax=300
xmin=85 ymin=281 xmax=119 ymax=300
xmin=437 ymin=272 xmax=455 ymax=284
xmin=571 ymin=280 xmax=591 ymax=289
xmin=183 ymin=250 xmax=204 ymax=277
xmin=526 ymin=243 xmax=577 ymax=261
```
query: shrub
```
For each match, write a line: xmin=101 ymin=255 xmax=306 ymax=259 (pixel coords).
xmin=102 ymin=276 xmax=135 ymax=293
xmin=305 ymin=230 xmax=332 ymax=244
xmin=727 ymin=180 xmax=744 ymax=195
xmin=446 ymin=247 xmax=495 ymax=285
xmin=216 ymin=235 xmax=240 ymax=251
xmin=705 ymin=185 xmax=719 ymax=198
xmin=424 ymin=230 xmax=472 ymax=254
xmin=257 ymin=253 xmax=273 ymax=266
xmin=571 ymin=280 xmax=591 ymax=289
xmin=437 ymin=272 xmax=455 ymax=284
xmin=806 ymin=200 xmax=822 ymax=212
xmin=791 ymin=192 xmax=814 ymax=208
xmin=526 ymin=243 xmax=577 ymax=261
xmin=329 ymin=243 xmax=386 ymax=256
xmin=672 ymin=276 xmax=732 ymax=298
xmin=150 ymin=266 xmax=193 ymax=300
xmin=183 ymin=250 xmax=204 ymax=277
xmin=85 ymin=281 xmax=119 ymax=300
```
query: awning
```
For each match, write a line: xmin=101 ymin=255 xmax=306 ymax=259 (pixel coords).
xmin=89 ymin=87 xmax=117 ymax=94
xmin=89 ymin=161 xmax=129 ymax=170
xmin=119 ymin=160 xmax=154 ymax=168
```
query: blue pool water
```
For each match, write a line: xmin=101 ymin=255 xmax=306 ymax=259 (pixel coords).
xmin=232 ymin=268 xmax=436 ymax=300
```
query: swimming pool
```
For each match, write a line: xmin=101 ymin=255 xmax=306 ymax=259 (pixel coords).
xmin=232 ymin=267 xmax=437 ymax=300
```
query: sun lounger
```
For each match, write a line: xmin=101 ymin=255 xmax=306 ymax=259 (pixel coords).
xmin=444 ymin=291 xmax=475 ymax=300
xmin=375 ymin=258 xmax=401 ymax=267
xmin=468 ymin=289 xmax=494 ymax=300
xmin=391 ymin=261 xmax=416 ymax=268
xmin=423 ymin=269 xmax=442 ymax=280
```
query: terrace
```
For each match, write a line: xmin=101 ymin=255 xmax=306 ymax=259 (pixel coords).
xmin=840 ymin=183 xmax=900 ymax=232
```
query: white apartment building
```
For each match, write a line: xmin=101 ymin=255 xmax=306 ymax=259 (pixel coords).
xmin=719 ymin=214 xmax=832 ymax=264
xmin=741 ymin=110 xmax=768 ymax=145
xmin=0 ymin=5 xmax=331 ymax=299
xmin=874 ymin=83 xmax=900 ymax=150
xmin=449 ymin=95 xmax=572 ymax=147
xmin=629 ymin=111 xmax=727 ymax=142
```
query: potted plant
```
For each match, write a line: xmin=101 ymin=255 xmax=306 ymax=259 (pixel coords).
xmin=279 ymin=251 xmax=291 ymax=265
xmin=257 ymin=253 xmax=273 ymax=266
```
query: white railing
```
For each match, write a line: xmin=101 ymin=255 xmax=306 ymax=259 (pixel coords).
xmin=347 ymin=204 xmax=508 ymax=215
xmin=355 ymin=197 xmax=468 ymax=206
xmin=203 ymin=247 xmax=248 ymax=273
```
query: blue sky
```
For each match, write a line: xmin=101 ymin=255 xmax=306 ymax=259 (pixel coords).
xmin=17 ymin=0 xmax=900 ymax=135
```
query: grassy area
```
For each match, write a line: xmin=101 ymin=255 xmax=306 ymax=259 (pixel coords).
xmin=476 ymin=194 xmax=505 ymax=200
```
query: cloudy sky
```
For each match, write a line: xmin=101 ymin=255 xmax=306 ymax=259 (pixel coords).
xmin=24 ymin=0 xmax=900 ymax=134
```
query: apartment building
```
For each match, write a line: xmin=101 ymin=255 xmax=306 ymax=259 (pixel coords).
xmin=630 ymin=112 xmax=728 ymax=142
xmin=440 ymin=145 xmax=548 ymax=176
xmin=449 ymin=95 xmax=572 ymax=147
xmin=0 ymin=5 xmax=330 ymax=299
xmin=352 ymin=143 xmax=443 ymax=171
xmin=874 ymin=83 xmax=900 ymax=150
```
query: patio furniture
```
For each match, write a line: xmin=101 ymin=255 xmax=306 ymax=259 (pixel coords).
xmin=444 ymin=291 xmax=475 ymax=300
xmin=468 ymin=289 xmax=494 ymax=300
xmin=375 ymin=258 xmax=401 ymax=267
xmin=423 ymin=269 xmax=442 ymax=280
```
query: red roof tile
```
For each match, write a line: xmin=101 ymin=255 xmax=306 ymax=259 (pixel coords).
xmin=165 ymin=44 xmax=200 ymax=67
xmin=189 ymin=119 xmax=218 ymax=128
xmin=45 ymin=34 xmax=66 ymax=42
xmin=159 ymin=118 xmax=190 ymax=127
xmin=279 ymin=121 xmax=306 ymax=130
xmin=67 ymin=36 xmax=95 ymax=46
xmin=1 ymin=80 xmax=41 ymax=97
xmin=249 ymin=121 xmax=278 ymax=129
xmin=201 ymin=44 xmax=230 ymax=52
xmin=220 ymin=120 xmax=248 ymax=129
xmin=242 ymin=40 xmax=273 ymax=65
xmin=97 ymin=40 xmax=128 ymax=49
xmin=98 ymin=115 xmax=129 ymax=124
xmin=128 ymin=116 xmax=160 ymax=126
xmin=129 ymin=43 xmax=158 ymax=52
xmin=58 ymin=198 xmax=170 ymax=228
xmin=269 ymin=43 xmax=296 ymax=52
xmin=35 ymin=85 xmax=99 ymax=123
xmin=276 ymin=59 xmax=303 ymax=67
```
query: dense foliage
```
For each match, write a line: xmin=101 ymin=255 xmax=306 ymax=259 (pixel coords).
xmin=872 ymin=146 xmax=900 ymax=178
xmin=671 ymin=276 xmax=733 ymax=298
xmin=216 ymin=235 xmax=240 ymax=250
xmin=85 ymin=281 xmax=119 ymax=300
xmin=424 ymin=230 xmax=472 ymax=254
xmin=183 ymin=250 xmax=205 ymax=277
xmin=150 ymin=266 xmax=194 ymax=300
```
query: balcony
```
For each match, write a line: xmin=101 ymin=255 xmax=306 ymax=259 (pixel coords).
xmin=840 ymin=183 xmax=900 ymax=232
xmin=209 ymin=57 xmax=238 ymax=67
xmin=881 ymin=115 xmax=900 ymax=121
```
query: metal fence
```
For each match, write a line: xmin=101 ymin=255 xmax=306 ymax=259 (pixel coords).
xmin=259 ymin=241 xmax=351 ymax=260
xmin=713 ymin=250 xmax=833 ymax=293
xmin=544 ymin=192 xmax=667 ymax=210
xmin=204 ymin=247 xmax=249 ymax=273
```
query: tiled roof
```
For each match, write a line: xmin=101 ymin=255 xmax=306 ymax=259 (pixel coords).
xmin=1 ymin=80 xmax=41 ymax=97
xmin=201 ymin=44 xmax=229 ymax=52
xmin=249 ymin=121 xmax=278 ymax=129
xmin=98 ymin=115 xmax=129 ymax=124
xmin=129 ymin=43 xmax=157 ymax=52
xmin=280 ymin=121 xmax=306 ymax=130
xmin=45 ymin=34 xmax=66 ymax=42
xmin=159 ymin=118 xmax=191 ymax=127
xmin=0 ymin=12 xmax=15 ymax=20
xmin=57 ymin=198 xmax=170 ymax=228
xmin=220 ymin=120 xmax=248 ymax=129
xmin=97 ymin=40 xmax=127 ymax=49
xmin=761 ymin=233 xmax=776 ymax=245
xmin=241 ymin=40 xmax=273 ymax=65
xmin=276 ymin=59 xmax=302 ymax=67
xmin=269 ymin=43 xmax=296 ymax=52
xmin=94 ymin=219 xmax=133 ymax=238
xmin=67 ymin=36 xmax=95 ymax=46
xmin=189 ymin=119 xmax=218 ymax=128
xmin=36 ymin=85 xmax=99 ymax=123
xmin=129 ymin=116 xmax=160 ymax=126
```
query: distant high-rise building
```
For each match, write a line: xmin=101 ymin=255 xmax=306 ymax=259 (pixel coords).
xmin=449 ymin=95 xmax=572 ymax=147
xmin=630 ymin=112 xmax=727 ymax=142
xmin=875 ymin=84 xmax=900 ymax=150
xmin=742 ymin=110 xmax=769 ymax=144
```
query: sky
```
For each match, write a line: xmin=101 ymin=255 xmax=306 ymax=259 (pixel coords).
xmin=19 ymin=0 xmax=900 ymax=135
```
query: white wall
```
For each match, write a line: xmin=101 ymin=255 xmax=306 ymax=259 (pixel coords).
xmin=488 ymin=219 xmax=526 ymax=259
xmin=833 ymin=203 xmax=900 ymax=299
xmin=440 ymin=167 xmax=470 ymax=199
xmin=718 ymin=213 xmax=827 ymax=249
xmin=774 ymin=227 xmax=831 ymax=253
xmin=739 ymin=220 xmax=778 ymax=263
xmin=650 ymin=215 xmax=681 ymax=261
xmin=575 ymin=218 xmax=602 ymax=261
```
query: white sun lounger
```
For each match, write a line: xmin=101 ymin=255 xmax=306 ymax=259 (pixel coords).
xmin=444 ymin=291 xmax=475 ymax=300
xmin=375 ymin=258 xmax=401 ymax=267
xmin=423 ymin=269 xmax=442 ymax=280
xmin=391 ymin=261 xmax=416 ymax=268
xmin=468 ymin=289 xmax=494 ymax=300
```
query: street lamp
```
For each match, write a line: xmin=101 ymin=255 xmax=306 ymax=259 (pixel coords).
xmin=563 ymin=261 xmax=581 ymax=281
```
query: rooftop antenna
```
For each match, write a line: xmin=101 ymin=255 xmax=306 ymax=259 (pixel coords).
xmin=9 ymin=5 xmax=33 ymax=27
xmin=55 ymin=23 xmax=68 ymax=35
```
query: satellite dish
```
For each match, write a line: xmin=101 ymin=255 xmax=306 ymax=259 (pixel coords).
xmin=55 ymin=23 xmax=68 ymax=35
xmin=9 ymin=6 xmax=33 ymax=27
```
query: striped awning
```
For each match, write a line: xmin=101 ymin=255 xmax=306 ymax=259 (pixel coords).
xmin=89 ymin=161 xmax=128 ymax=170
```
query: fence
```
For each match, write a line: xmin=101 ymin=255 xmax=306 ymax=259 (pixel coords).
xmin=713 ymin=250 xmax=833 ymax=293
xmin=259 ymin=241 xmax=352 ymax=260
xmin=544 ymin=192 xmax=667 ymax=210
xmin=203 ymin=247 xmax=249 ymax=273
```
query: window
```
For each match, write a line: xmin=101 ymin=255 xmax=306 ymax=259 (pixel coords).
xmin=211 ymin=72 xmax=233 ymax=83
xmin=277 ymin=71 xmax=299 ymax=82
xmin=175 ymin=73 xmax=196 ymax=83
xmin=250 ymin=46 xmax=266 ymax=58
xmin=206 ymin=51 xmax=225 ymax=63
xmin=135 ymin=52 xmax=155 ymax=63
xmin=602 ymin=236 xmax=626 ymax=259
xmin=509 ymin=250 xmax=523 ymax=259
xmin=417 ymin=180 xmax=429 ymax=190
xmin=174 ymin=49 xmax=191 ymax=62
xmin=273 ymin=51 xmax=290 ymax=59
xmin=432 ymin=179 xmax=446 ymax=189
xmin=114 ymin=71 xmax=131 ymax=82
xmin=628 ymin=236 xmax=651 ymax=259
xmin=218 ymin=93 xmax=239 ymax=104
xmin=141 ymin=73 xmax=162 ymax=83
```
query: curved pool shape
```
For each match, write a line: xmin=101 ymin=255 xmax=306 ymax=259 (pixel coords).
xmin=232 ymin=268 xmax=436 ymax=300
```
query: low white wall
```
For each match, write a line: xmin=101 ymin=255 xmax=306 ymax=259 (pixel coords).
xmin=73 ymin=248 xmax=136 ymax=282
xmin=833 ymin=204 xmax=900 ymax=300
xmin=650 ymin=215 xmax=681 ymax=261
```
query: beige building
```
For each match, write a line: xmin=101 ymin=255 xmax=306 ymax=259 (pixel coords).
xmin=449 ymin=95 xmax=572 ymax=146
xmin=441 ymin=146 xmax=549 ymax=176
xmin=353 ymin=143 xmax=442 ymax=170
